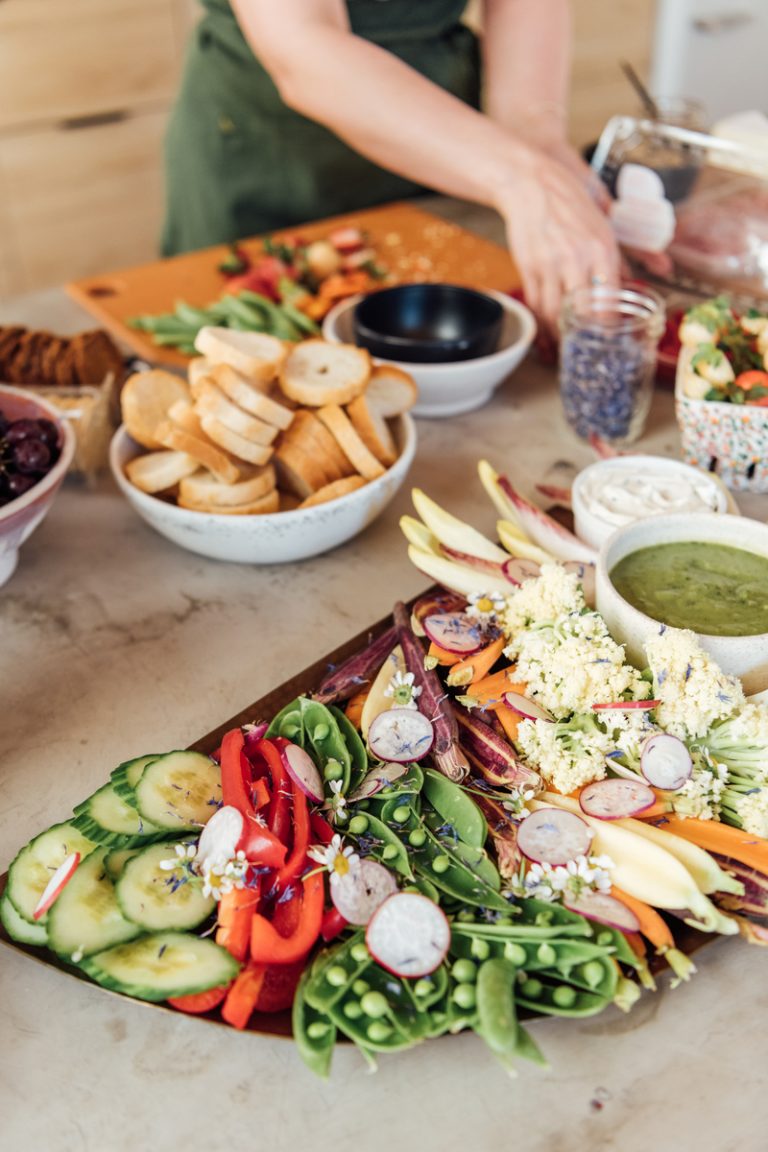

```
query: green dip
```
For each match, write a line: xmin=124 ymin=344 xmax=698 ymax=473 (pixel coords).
xmin=610 ymin=541 xmax=768 ymax=636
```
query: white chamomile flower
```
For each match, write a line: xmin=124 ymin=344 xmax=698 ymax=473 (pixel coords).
xmin=159 ymin=842 xmax=197 ymax=871
xmin=384 ymin=669 xmax=422 ymax=709
xmin=502 ymin=785 xmax=538 ymax=819
xmin=308 ymin=833 xmax=360 ymax=887
xmin=467 ymin=592 xmax=507 ymax=627
xmin=326 ymin=778 xmax=347 ymax=823
xmin=522 ymin=853 xmax=614 ymax=903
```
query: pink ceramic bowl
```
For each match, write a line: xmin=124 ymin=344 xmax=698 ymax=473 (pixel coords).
xmin=0 ymin=385 xmax=76 ymax=587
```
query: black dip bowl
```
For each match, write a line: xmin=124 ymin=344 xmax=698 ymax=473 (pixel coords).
xmin=352 ymin=284 xmax=504 ymax=364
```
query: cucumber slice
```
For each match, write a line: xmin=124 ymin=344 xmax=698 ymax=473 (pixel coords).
xmin=104 ymin=847 xmax=141 ymax=881
xmin=0 ymin=891 xmax=48 ymax=946
xmin=80 ymin=932 xmax=239 ymax=1001
xmin=134 ymin=751 xmax=222 ymax=831
xmin=116 ymin=842 xmax=215 ymax=931
xmin=110 ymin=754 xmax=159 ymax=807
xmin=6 ymin=822 xmax=97 ymax=925
xmin=47 ymin=848 xmax=141 ymax=960
xmin=72 ymin=782 xmax=167 ymax=848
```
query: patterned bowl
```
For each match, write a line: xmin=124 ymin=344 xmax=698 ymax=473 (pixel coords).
xmin=675 ymin=348 xmax=768 ymax=493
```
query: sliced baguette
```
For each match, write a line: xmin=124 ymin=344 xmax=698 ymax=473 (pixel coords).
xmin=346 ymin=394 xmax=397 ymax=467
xmin=206 ymin=363 xmax=294 ymax=431
xmin=280 ymin=339 xmax=370 ymax=407
xmin=188 ymin=357 xmax=215 ymax=392
xmin=315 ymin=405 xmax=386 ymax=481
xmin=280 ymin=409 xmax=355 ymax=484
xmin=178 ymin=488 xmax=280 ymax=515
xmin=298 ymin=476 xmax=368 ymax=508
xmin=199 ymin=413 xmax=274 ymax=466
xmin=365 ymin=364 xmax=418 ymax=417
xmin=121 ymin=369 xmax=190 ymax=449
xmin=192 ymin=379 xmax=279 ymax=446
xmin=179 ymin=464 xmax=276 ymax=509
xmin=274 ymin=440 xmax=332 ymax=500
xmin=194 ymin=326 xmax=286 ymax=384
xmin=156 ymin=420 xmax=241 ymax=484
xmin=125 ymin=450 xmax=199 ymax=494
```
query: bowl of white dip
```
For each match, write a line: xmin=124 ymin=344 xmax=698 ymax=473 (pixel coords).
xmin=572 ymin=455 xmax=730 ymax=550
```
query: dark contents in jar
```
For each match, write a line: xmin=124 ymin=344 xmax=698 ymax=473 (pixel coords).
xmin=0 ymin=411 xmax=61 ymax=507
xmin=560 ymin=328 xmax=649 ymax=441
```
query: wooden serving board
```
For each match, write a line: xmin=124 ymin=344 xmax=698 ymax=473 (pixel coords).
xmin=66 ymin=202 xmax=520 ymax=367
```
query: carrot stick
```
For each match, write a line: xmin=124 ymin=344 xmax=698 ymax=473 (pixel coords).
xmin=634 ymin=798 xmax=670 ymax=820
xmin=612 ymin=885 xmax=697 ymax=984
xmin=344 ymin=687 xmax=368 ymax=729
xmin=490 ymin=703 xmax=520 ymax=744
xmin=464 ymin=667 xmax=526 ymax=706
xmin=447 ymin=636 xmax=506 ymax=688
xmin=426 ymin=640 xmax=462 ymax=668
xmin=649 ymin=815 xmax=768 ymax=876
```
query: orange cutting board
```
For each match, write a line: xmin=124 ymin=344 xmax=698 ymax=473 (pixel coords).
xmin=66 ymin=202 xmax=520 ymax=367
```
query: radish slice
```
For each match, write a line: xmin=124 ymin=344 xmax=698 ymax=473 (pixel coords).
xmin=348 ymin=763 xmax=409 ymax=802
xmin=280 ymin=742 xmax=324 ymax=803
xmin=243 ymin=721 xmax=269 ymax=754
xmin=592 ymin=699 xmax=661 ymax=711
xmin=195 ymin=805 xmax=243 ymax=867
xmin=366 ymin=892 xmax=450 ymax=978
xmin=563 ymin=891 xmax=640 ymax=933
xmin=502 ymin=557 xmax=542 ymax=586
xmin=422 ymin=613 xmax=485 ymax=655
xmin=331 ymin=859 xmax=398 ymax=925
xmin=517 ymin=808 xmax=593 ymax=865
xmin=562 ymin=560 xmax=596 ymax=602
xmin=641 ymin=734 xmax=692 ymax=792
xmin=368 ymin=707 xmax=434 ymax=763
xmin=580 ymin=778 xmax=656 ymax=820
xmin=496 ymin=476 xmax=597 ymax=564
xmin=32 ymin=852 xmax=81 ymax=921
xmin=503 ymin=692 xmax=555 ymax=723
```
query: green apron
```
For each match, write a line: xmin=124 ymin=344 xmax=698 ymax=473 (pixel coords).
xmin=162 ymin=0 xmax=479 ymax=255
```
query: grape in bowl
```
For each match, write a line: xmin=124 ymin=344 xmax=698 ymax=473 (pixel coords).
xmin=0 ymin=385 xmax=76 ymax=587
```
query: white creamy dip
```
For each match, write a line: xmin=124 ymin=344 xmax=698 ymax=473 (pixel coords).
xmin=572 ymin=456 xmax=728 ymax=549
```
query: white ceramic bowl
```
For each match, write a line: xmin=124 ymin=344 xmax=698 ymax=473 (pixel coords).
xmin=322 ymin=291 xmax=536 ymax=418
xmin=110 ymin=414 xmax=416 ymax=564
xmin=572 ymin=454 xmax=730 ymax=550
xmin=596 ymin=512 xmax=768 ymax=695
xmin=0 ymin=385 xmax=76 ymax=587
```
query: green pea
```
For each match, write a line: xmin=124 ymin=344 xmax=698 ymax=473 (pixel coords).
xmin=597 ymin=931 xmax=613 ymax=947
xmin=535 ymin=911 xmax=553 ymax=926
xmin=343 ymin=1001 xmax=363 ymax=1020
xmin=382 ymin=844 xmax=399 ymax=862
xmin=326 ymin=966 xmax=348 ymax=988
xmin=281 ymin=723 xmax=300 ymax=739
xmin=537 ymin=942 xmax=557 ymax=965
xmin=361 ymin=991 xmax=389 ymax=1019
xmin=352 ymin=979 xmax=370 ymax=997
xmin=323 ymin=759 xmax=344 ymax=782
xmin=306 ymin=1021 xmax=331 ymax=1040
xmin=503 ymin=942 xmax=527 ymax=966
xmin=413 ymin=979 xmax=434 ymax=998
xmin=313 ymin=723 xmax=330 ymax=742
xmin=520 ymin=977 xmax=543 ymax=999
xmin=366 ymin=1021 xmax=393 ymax=1043
xmin=456 ymin=910 xmax=474 ymax=923
xmin=408 ymin=828 xmax=427 ymax=848
xmin=350 ymin=942 xmax=369 ymax=963
xmin=391 ymin=805 xmax=411 ymax=824
xmin=451 ymin=959 xmax=477 ymax=984
xmin=348 ymin=815 xmax=369 ymax=835
xmin=579 ymin=961 xmax=606 ymax=990
xmin=431 ymin=855 xmax=450 ymax=874
xmin=470 ymin=938 xmax=491 ymax=961
xmin=356 ymin=800 xmax=370 ymax=811
xmin=552 ymin=985 xmax=577 ymax=1008
xmin=452 ymin=983 xmax=477 ymax=1010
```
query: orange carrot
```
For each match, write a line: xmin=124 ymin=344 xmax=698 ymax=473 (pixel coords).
xmin=464 ymin=667 xmax=526 ymax=706
xmin=490 ymin=703 xmax=520 ymax=744
xmin=216 ymin=882 xmax=261 ymax=962
xmin=611 ymin=887 xmax=675 ymax=953
xmin=426 ymin=640 xmax=462 ymax=667
xmin=447 ymin=636 xmax=506 ymax=688
xmin=634 ymin=797 xmax=671 ymax=820
xmin=345 ymin=687 xmax=369 ymax=729
xmin=649 ymin=815 xmax=768 ymax=876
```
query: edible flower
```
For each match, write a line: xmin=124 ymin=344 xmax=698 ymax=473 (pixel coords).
xmin=466 ymin=591 xmax=507 ymax=628
xmin=199 ymin=850 xmax=249 ymax=901
xmin=516 ymin=854 xmax=614 ymax=903
xmin=384 ymin=669 xmax=422 ymax=709
xmin=326 ymin=778 xmax=347 ymax=823
xmin=158 ymin=842 xmax=197 ymax=872
xmin=307 ymin=833 xmax=360 ymax=887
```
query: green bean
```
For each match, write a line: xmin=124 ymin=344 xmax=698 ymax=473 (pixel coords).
xmin=280 ymin=302 xmax=320 ymax=336
xmin=173 ymin=300 xmax=215 ymax=327
xmin=423 ymin=768 xmax=487 ymax=849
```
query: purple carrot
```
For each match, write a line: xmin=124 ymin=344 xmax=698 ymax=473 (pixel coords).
xmin=474 ymin=794 xmax=525 ymax=881
xmin=313 ymin=624 xmax=397 ymax=704
xmin=454 ymin=706 xmax=541 ymax=790
xmin=393 ymin=601 xmax=468 ymax=782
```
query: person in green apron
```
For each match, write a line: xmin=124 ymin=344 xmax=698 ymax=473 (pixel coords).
xmin=163 ymin=0 xmax=617 ymax=328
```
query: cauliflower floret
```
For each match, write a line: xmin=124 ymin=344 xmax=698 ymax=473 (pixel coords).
xmin=517 ymin=714 xmax=612 ymax=795
xmin=503 ymin=563 xmax=585 ymax=644
xmin=728 ymin=789 xmax=768 ymax=838
xmin=671 ymin=749 xmax=728 ymax=821
xmin=644 ymin=627 xmax=744 ymax=740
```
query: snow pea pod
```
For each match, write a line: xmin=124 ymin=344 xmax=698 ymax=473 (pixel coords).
xmin=266 ymin=702 xmax=305 ymax=744
xmin=328 ymin=705 xmax=368 ymax=791
xmin=293 ymin=967 xmax=337 ymax=1078
xmin=423 ymin=768 xmax=487 ymax=850
xmin=516 ymin=976 xmax=614 ymax=1018
xmin=302 ymin=935 xmax=372 ymax=1013
xmin=301 ymin=699 xmax=352 ymax=793
xmin=350 ymin=812 xmax=413 ymax=880
xmin=475 ymin=958 xmax=519 ymax=1058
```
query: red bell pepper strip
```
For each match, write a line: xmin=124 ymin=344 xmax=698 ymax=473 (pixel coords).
xmin=252 ymin=777 xmax=271 ymax=811
xmin=250 ymin=871 xmax=324 ymax=965
xmin=168 ymin=984 xmax=232 ymax=1014
xmin=321 ymin=906 xmax=348 ymax=942
xmin=259 ymin=737 xmax=292 ymax=844
xmin=220 ymin=729 xmax=252 ymax=813
xmin=216 ymin=878 xmax=262 ymax=962
xmin=273 ymin=782 xmax=310 ymax=892
xmin=221 ymin=963 xmax=268 ymax=1030
xmin=310 ymin=812 xmax=335 ymax=846
xmin=253 ymin=959 xmax=305 ymax=1014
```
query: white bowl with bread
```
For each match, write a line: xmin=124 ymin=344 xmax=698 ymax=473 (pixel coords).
xmin=322 ymin=290 xmax=536 ymax=418
xmin=110 ymin=327 xmax=416 ymax=563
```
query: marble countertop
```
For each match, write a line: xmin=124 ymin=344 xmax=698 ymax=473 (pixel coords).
xmin=2 ymin=200 xmax=766 ymax=1152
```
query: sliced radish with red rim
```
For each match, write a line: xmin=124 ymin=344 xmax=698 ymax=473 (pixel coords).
xmin=641 ymin=733 xmax=692 ymax=792
xmin=503 ymin=692 xmax=555 ymax=723
xmin=592 ymin=699 xmax=661 ymax=712
xmin=367 ymin=707 xmax=434 ymax=763
xmin=366 ymin=892 xmax=450 ymax=978
xmin=348 ymin=762 xmax=409 ymax=802
xmin=32 ymin=852 xmax=81 ymax=921
xmin=563 ymin=891 xmax=640 ymax=934
xmin=422 ymin=613 xmax=485 ymax=655
xmin=280 ymin=742 xmax=324 ymax=803
xmin=331 ymin=859 xmax=398 ymax=925
xmin=502 ymin=558 xmax=542 ymax=586
xmin=579 ymin=778 xmax=656 ymax=820
xmin=517 ymin=808 xmax=593 ymax=865
xmin=196 ymin=805 xmax=243 ymax=866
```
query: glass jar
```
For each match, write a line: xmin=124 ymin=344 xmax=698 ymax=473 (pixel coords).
xmin=559 ymin=284 xmax=665 ymax=445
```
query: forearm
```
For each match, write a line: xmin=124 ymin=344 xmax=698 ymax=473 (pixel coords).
xmin=231 ymin=0 xmax=532 ymax=213
xmin=482 ymin=0 xmax=572 ymax=144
